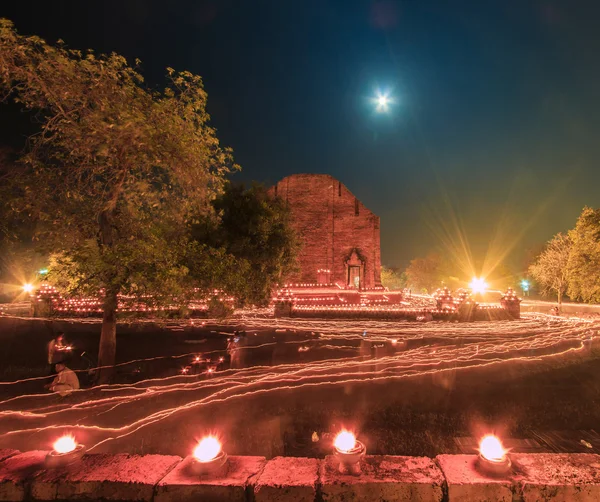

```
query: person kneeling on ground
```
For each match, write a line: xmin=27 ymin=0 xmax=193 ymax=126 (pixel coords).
xmin=46 ymin=362 xmax=80 ymax=397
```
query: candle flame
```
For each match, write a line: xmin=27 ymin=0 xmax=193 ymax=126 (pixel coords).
xmin=334 ymin=430 xmax=356 ymax=453
xmin=53 ymin=435 xmax=77 ymax=454
xmin=479 ymin=435 xmax=506 ymax=461
xmin=193 ymin=436 xmax=221 ymax=462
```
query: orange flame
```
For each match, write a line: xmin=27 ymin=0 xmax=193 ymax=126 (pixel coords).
xmin=53 ymin=435 xmax=77 ymax=454
xmin=479 ymin=435 xmax=506 ymax=461
xmin=334 ymin=430 xmax=356 ymax=453
xmin=193 ymin=436 xmax=221 ymax=462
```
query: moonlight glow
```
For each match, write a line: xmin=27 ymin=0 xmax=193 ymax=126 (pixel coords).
xmin=374 ymin=92 xmax=392 ymax=112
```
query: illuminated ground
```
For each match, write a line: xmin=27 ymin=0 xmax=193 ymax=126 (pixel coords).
xmin=0 ymin=313 xmax=599 ymax=457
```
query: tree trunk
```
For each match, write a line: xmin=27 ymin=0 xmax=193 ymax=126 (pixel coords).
xmin=558 ymin=288 xmax=563 ymax=306
xmin=97 ymin=287 xmax=118 ymax=384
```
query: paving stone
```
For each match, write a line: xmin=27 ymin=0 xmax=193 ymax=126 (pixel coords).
xmin=436 ymin=454 xmax=513 ymax=502
xmin=0 ymin=452 xmax=19 ymax=464
xmin=512 ymin=453 xmax=600 ymax=502
xmin=320 ymin=454 xmax=444 ymax=501
xmin=155 ymin=455 xmax=266 ymax=502
xmin=254 ymin=456 xmax=318 ymax=502
xmin=0 ymin=450 xmax=47 ymax=501
xmin=30 ymin=453 xmax=181 ymax=501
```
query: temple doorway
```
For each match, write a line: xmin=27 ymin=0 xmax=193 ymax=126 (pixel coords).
xmin=349 ymin=266 xmax=361 ymax=289
xmin=345 ymin=249 xmax=365 ymax=289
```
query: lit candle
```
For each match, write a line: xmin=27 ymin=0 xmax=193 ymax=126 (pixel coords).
xmin=194 ymin=436 xmax=221 ymax=462
xmin=333 ymin=430 xmax=365 ymax=474
xmin=53 ymin=435 xmax=77 ymax=454
xmin=190 ymin=436 xmax=228 ymax=475
xmin=334 ymin=431 xmax=356 ymax=453
xmin=477 ymin=434 xmax=511 ymax=476
xmin=479 ymin=435 xmax=506 ymax=461
xmin=45 ymin=435 xmax=85 ymax=468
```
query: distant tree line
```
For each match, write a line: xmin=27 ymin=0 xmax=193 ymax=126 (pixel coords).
xmin=529 ymin=207 xmax=600 ymax=305
xmin=388 ymin=206 xmax=600 ymax=305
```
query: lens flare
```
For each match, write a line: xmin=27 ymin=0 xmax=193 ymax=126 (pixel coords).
xmin=22 ymin=283 xmax=34 ymax=293
xmin=193 ymin=436 xmax=221 ymax=462
xmin=479 ymin=435 xmax=506 ymax=461
xmin=469 ymin=277 xmax=488 ymax=295
xmin=53 ymin=435 xmax=77 ymax=454
xmin=334 ymin=431 xmax=356 ymax=453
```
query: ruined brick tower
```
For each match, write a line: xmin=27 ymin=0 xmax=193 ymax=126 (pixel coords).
xmin=271 ymin=174 xmax=382 ymax=289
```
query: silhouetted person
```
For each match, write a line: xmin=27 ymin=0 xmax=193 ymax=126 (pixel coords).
xmin=47 ymin=333 xmax=71 ymax=372
xmin=46 ymin=362 xmax=80 ymax=396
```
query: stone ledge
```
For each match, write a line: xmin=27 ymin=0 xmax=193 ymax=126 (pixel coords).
xmin=0 ymin=450 xmax=47 ymax=502
xmin=512 ymin=453 xmax=600 ymax=502
xmin=436 ymin=454 xmax=513 ymax=502
xmin=254 ymin=456 xmax=319 ymax=502
xmin=0 ymin=451 xmax=19 ymax=464
xmin=436 ymin=453 xmax=600 ymax=502
xmin=154 ymin=455 xmax=266 ymax=502
xmin=1 ymin=450 xmax=600 ymax=501
xmin=30 ymin=453 xmax=181 ymax=501
xmin=320 ymin=454 xmax=444 ymax=501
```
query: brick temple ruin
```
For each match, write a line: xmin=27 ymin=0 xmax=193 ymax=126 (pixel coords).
xmin=271 ymin=173 xmax=382 ymax=289
xmin=270 ymin=173 xmax=521 ymax=320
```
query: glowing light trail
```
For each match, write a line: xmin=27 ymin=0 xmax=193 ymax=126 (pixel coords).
xmin=0 ymin=314 xmax=596 ymax=454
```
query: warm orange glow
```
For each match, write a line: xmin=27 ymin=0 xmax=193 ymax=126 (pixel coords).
xmin=53 ymin=435 xmax=77 ymax=454
xmin=479 ymin=435 xmax=506 ymax=461
xmin=22 ymin=283 xmax=34 ymax=293
xmin=334 ymin=431 xmax=356 ymax=453
xmin=469 ymin=277 xmax=488 ymax=295
xmin=193 ymin=436 xmax=221 ymax=462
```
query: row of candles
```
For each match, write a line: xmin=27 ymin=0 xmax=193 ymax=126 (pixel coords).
xmin=30 ymin=283 xmax=237 ymax=314
xmin=46 ymin=430 xmax=511 ymax=477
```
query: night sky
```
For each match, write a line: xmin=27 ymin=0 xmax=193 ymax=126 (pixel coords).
xmin=2 ymin=1 xmax=600 ymax=275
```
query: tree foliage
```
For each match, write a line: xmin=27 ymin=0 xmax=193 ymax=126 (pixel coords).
xmin=404 ymin=253 xmax=448 ymax=293
xmin=528 ymin=232 xmax=572 ymax=305
xmin=567 ymin=207 xmax=600 ymax=303
xmin=380 ymin=266 xmax=406 ymax=290
xmin=0 ymin=19 xmax=236 ymax=379
xmin=188 ymin=183 xmax=299 ymax=306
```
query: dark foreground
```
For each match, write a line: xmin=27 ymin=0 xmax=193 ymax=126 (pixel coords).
xmin=0 ymin=314 xmax=599 ymax=458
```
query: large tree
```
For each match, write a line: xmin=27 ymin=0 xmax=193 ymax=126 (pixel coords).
xmin=380 ymin=266 xmax=406 ymax=290
xmin=0 ymin=19 xmax=236 ymax=380
xmin=567 ymin=207 xmax=600 ymax=303
xmin=188 ymin=183 xmax=298 ymax=306
xmin=528 ymin=232 xmax=572 ymax=305
xmin=404 ymin=253 xmax=448 ymax=293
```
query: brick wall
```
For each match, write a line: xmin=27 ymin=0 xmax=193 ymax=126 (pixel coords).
xmin=271 ymin=174 xmax=382 ymax=289
xmin=2 ymin=449 xmax=599 ymax=501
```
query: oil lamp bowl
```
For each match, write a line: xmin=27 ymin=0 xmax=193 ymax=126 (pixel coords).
xmin=189 ymin=450 xmax=229 ymax=476
xmin=45 ymin=444 xmax=86 ymax=468
xmin=477 ymin=452 xmax=512 ymax=476
xmin=334 ymin=440 xmax=366 ymax=474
